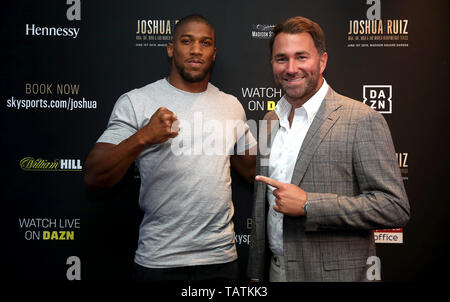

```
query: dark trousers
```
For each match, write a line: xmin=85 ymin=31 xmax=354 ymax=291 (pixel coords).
xmin=133 ymin=260 xmax=240 ymax=282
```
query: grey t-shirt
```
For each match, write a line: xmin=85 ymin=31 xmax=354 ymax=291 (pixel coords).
xmin=97 ymin=78 xmax=256 ymax=268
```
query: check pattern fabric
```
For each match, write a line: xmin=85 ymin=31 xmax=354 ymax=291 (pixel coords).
xmin=247 ymin=87 xmax=410 ymax=282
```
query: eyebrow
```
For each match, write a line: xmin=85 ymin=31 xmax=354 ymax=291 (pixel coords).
xmin=179 ymin=34 xmax=214 ymax=40
xmin=274 ymin=51 xmax=310 ymax=58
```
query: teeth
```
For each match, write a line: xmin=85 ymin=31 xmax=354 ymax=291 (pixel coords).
xmin=285 ymin=76 xmax=304 ymax=82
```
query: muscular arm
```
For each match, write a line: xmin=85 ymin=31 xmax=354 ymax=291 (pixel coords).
xmin=230 ymin=145 xmax=257 ymax=184
xmin=84 ymin=107 xmax=178 ymax=189
xmin=84 ymin=140 xmax=145 ymax=189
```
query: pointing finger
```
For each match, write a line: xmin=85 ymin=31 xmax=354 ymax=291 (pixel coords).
xmin=255 ymin=175 xmax=282 ymax=189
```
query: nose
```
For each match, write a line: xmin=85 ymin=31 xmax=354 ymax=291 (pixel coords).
xmin=190 ymin=41 xmax=202 ymax=55
xmin=286 ymin=58 xmax=297 ymax=75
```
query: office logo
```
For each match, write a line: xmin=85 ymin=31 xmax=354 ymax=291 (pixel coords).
xmin=363 ymin=85 xmax=392 ymax=114
xmin=374 ymin=228 xmax=403 ymax=243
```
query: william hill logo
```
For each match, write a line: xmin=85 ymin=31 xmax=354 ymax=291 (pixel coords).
xmin=20 ymin=157 xmax=82 ymax=171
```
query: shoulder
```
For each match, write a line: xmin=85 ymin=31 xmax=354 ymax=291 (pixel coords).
xmin=126 ymin=79 xmax=165 ymax=102
xmin=116 ymin=79 xmax=168 ymax=114
xmin=208 ymin=82 xmax=237 ymax=100
xmin=328 ymin=88 xmax=383 ymax=122
xmin=109 ymin=79 xmax=166 ymax=122
xmin=208 ymin=82 xmax=245 ymax=110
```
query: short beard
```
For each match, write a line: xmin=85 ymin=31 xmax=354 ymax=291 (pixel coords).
xmin=281 ymin=77 xmax=313 ymax=100
xmin=277 ymin=69 xmax=320 ymax=103
xmin=173 ymin=58 xmax=209 ymax=83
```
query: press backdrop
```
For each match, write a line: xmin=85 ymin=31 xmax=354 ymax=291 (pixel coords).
xmin=2 ymin=0 xmax=449 ymax=282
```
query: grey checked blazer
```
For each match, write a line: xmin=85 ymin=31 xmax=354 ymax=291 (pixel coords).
xmin=247 ymin=87 xmax=410 ymax=282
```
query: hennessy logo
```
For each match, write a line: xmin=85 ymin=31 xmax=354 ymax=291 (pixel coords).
xmin=363 ymin=85 xmax=392 ymax=114
xmin=20 ymin=157 xmax=82 ymax=171
xmin=25 ymin=1 xmax=81 ymax=38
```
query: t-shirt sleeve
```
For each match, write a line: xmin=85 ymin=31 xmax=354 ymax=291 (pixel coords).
xmin=234 ymin=103 xmax=257 ymax=155
xmin=97 ymin=94 xmax=138 ymax=145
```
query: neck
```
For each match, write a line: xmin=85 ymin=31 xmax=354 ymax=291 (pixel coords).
xmin=168 ymin=67 xmax=209 ymax=93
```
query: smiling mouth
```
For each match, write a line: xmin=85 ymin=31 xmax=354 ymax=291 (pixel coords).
xmin=284 ymin=76 xmax=305 ymax=84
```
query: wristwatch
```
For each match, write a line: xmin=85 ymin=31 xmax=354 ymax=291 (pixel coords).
xmin=303 ymin=201 xmax=309 ymax=214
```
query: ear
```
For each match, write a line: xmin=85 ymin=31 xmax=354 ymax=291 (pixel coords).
xmin=319 ymin=52 xmax=328 ymax=75
xmin=167 ymin=42 xmax=174 ymax=59
xmin=212 ymin=47 xmax=217 ymax=61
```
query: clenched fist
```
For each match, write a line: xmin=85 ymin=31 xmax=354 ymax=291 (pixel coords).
xmin=139 ymin=107 xmax=179 ymax=145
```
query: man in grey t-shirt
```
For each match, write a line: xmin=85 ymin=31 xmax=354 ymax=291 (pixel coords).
xmin=84 ymin=15 xmax=256 ymax=281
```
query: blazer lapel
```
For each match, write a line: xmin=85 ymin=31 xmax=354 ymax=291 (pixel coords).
xmin=290 ymin=88 xmax=342 ymax=186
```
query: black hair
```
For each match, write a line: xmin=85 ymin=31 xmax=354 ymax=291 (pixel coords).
xmin=172 ymin=14 xmax=215 ymax=42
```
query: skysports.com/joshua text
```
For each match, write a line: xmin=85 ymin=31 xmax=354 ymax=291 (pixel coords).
xmin=6 ymin=96 xmax=97 ymax=110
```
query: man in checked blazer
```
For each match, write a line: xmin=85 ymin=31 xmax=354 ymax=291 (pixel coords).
xmin=247 ymin=16 xmax=410 ymax=282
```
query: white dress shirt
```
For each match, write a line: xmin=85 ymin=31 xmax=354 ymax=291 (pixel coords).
xmin=267 ymin=79 xmax=329 ymax=256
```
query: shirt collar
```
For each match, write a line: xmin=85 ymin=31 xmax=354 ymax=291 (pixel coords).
xmin=275 ymin=78 xmax=329 ymax=126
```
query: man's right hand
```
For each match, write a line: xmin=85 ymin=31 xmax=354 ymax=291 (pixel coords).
xmin=139 ymin=107 xmax=179 ymax=146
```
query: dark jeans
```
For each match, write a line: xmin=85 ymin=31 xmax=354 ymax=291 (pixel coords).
xmin=133 ymin=260 xmax=240 ymax=282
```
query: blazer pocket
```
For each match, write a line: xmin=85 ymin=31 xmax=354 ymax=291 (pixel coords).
xmin=323 ymin=257 xmax=367 ymax=271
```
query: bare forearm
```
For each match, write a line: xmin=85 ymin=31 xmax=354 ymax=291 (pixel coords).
xmin=84 ymin=107 xmax=179 ymax=189
xmin=231 ymin=153 xmax=256 ymax=184
xmin=84 ymin=133 xmax=147 ymax=189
